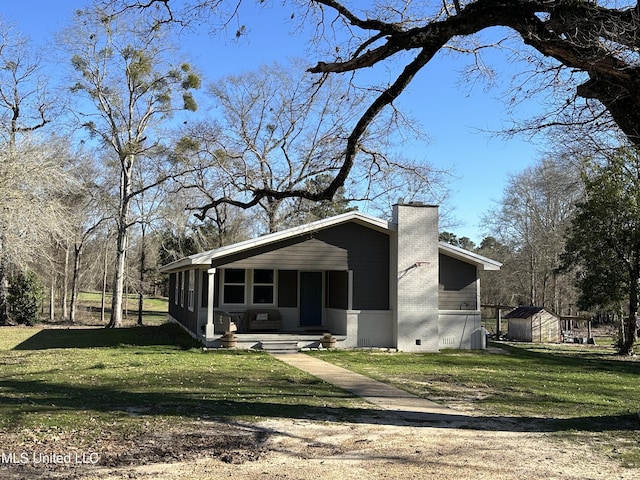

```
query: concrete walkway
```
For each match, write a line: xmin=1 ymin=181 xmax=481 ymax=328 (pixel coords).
xmin=271 ymin=352 xmax=463 ymax=422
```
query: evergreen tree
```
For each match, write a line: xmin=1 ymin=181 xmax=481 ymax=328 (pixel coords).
xmin=8 ymin=271 xmax=44 ymax=326
xmin=563 ymin=149 xmax=640 ymax=355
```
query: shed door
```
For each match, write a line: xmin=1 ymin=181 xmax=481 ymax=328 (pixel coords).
xmin=300 ymin=272 xmax=323 ymax=327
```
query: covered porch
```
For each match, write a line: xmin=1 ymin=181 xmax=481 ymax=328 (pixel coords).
xmin=196 ymin=262 xmax=393 ymax=349
xmin=200 ymin=266 xmax=354 ymax=335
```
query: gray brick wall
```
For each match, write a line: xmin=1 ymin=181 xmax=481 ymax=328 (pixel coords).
xmin=392 ymin=204 xmax=440 ymax=351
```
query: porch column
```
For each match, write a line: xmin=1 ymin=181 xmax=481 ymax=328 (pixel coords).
xmin=205 ymin=267 xmax=216 ymax=340
xmin=347 ymin=270 xmax=353 ymax=310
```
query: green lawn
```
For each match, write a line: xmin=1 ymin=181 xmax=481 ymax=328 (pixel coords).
xmin=309 ymin=343 xmax=640 ymax=420
xmin=0 ymin=323 xmax=369 ymax=457
xmin=309 ymin=342 xmax=640 ymax=466
xmin=1 ymin=323 xmax=639 ymax=468
xmin=48 ymin=291 xmax=170 ymax=326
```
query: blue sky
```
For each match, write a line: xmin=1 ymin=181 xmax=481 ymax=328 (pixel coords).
xmin=2 ymin=1 xmax=544 ymax=244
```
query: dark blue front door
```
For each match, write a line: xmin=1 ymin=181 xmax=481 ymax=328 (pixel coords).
xmin=300 ymin=272 xmax=322 ymax=327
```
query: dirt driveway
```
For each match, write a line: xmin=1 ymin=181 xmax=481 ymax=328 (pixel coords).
xmin=3 ymin=414 xmax=632 ymax=480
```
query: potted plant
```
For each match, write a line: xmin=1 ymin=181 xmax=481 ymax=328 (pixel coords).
xmin=321 ymin=332 xmax=336 ymax=349
xmin=220 ymin=332 xmax=237 ymax=348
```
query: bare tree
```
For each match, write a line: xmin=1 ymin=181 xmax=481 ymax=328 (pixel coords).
xmin=113 ymin=0 xmax=640 ymax=213
xmin=0 ymin=20 xmax=64 ymax=324
xmin=64 ymin=4 xmax=200 ymax=327
xmin=178 ymin=61 xmax=444 ymax=228
xmin=0 ymin=23 xmax=54 ymax=148
xmin=193 ymin=62 xmax=380 ymax=231
xmin=0 ymin=136 xmax=76 ymax=324
xmin=483 ymin=156 xmax=582 ymax=310
xmin=67 ymin=174 xmax=110 ymax=324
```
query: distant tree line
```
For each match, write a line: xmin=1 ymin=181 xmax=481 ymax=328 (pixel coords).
xmin=0 ymin=3 xmax=443 ymax=328
xmin=442 ymin=147 xmax=640 ymax=354
xmin=4 ymin=0 xmax=640 ymax=354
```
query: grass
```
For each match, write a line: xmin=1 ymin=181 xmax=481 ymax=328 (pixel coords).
xmin=0 ymin=322 xmax=369 ymax=455
xmin=309 ymin=342 xmax=640 ymax=420
xmin=309 ymin=342 xmax=640 ymax=467
xmin=2 ymin=317 xmax=639 ymax=467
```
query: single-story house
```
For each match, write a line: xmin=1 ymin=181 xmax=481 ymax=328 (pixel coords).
xmin=159 ymin=203 xmax=501 ymax=352
xmin=505 ymin=306 xmax=561 ymax=343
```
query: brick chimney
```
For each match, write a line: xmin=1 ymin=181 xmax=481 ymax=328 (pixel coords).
xmin=391 ymin=203 xmax=440 ymax=352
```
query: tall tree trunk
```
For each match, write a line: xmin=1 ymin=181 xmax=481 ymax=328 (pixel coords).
xmin=137 ymin=225 xmax=146 ymax=327
xmin=49 ymin=274 xmax=56 ymax=322
xmin=621 ymin=276 xmax=638 ymax=355
xmin=61 ymin=246 xmax=69 ymax=321
xmin=108 ymin=218 xmax=128 ymax=328
xmin=69 ymin=243 xmax=83 ymax=323
xmin=265 ymin=199 xmax=281 ymax=234
xmin=101 ymin=239 xmax=109 ymax=324
xmin=529 ymin=249 xmax=536 ymax=305
xmin=108 ymin=163 xmax=133 ymax=328
xmin=0 ymin=263 xmax=8 ymax=326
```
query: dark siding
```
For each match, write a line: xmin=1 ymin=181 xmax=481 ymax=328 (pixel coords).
xmin=184 ymin=271 xmax=190 ymax=310
xmin=169 ymin=270 xmax=199 ymax=336
xmin=213 ymin=270 xmax=220 ymax=308
xmin=218 ymin=237 xmax=348 ymax=270
xmin=438 ymin=253 xmax=477 ymax=310
xmin=201 ymin=270 xmax=208 ymax=308
xmin=315 ymin=223 xmax=389 ymax=310
xmin=185 ymin=271 xmax=198 ymax=334
xmin=211 ymin=221 xmax=390 ymax=311
xmin=278 ymin=270 xmax=298 ymax=307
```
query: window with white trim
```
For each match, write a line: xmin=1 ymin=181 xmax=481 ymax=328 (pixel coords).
xmin=180 ymin=271 xmax=185 ymax=307
xmin=188 ymin=270 xmax=195 ymax=311
xmin=174 ymin=273 xmax=179 ymax=305
xmin=223 ymin=268 xmax=245 ymax=304
xmin=252 ymin=269 xmax=274 ymax=304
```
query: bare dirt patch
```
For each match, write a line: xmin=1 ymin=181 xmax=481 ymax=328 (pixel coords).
xmin=1 ymin=414 xmax=636 ymax=480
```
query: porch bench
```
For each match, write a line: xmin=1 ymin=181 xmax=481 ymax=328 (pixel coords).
xmin=245 ymin=309 xmax=282 ymax=331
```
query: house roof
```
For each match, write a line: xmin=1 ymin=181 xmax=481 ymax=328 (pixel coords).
xmin=160 ymin=210 xmax=502 ymax=273
xmin=438 ymin=242 xmax=501 ymax=271
xmin=504 ymin=306 xmax=553 ymax=319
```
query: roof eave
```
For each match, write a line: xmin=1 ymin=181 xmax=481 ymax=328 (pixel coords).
xmin=438 ymin=242 xmax=502 ymax=270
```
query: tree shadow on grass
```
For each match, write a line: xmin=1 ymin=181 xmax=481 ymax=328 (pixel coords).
xmin=12 ymin=323 xmax=201 ymax=350
xmin=0 ymin=376 xmax=637 ymax=434
xmin=6 ymin=327 xmax=639 ymax=434
xmin=496 ymin=342 xmax=640 ymax=376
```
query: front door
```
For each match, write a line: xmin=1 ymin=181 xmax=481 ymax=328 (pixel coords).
xmin=300 ymin=272 xmax=323 ymax=327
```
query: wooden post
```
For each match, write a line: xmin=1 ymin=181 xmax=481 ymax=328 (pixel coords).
xmin=495 ymin=307 xmax=502 ymax=337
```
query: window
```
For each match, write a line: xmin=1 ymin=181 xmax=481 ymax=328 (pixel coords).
xmin=188 ymin=270 xmax=195 ymax=311
xmin=223 ymin=269 xmax=245 ymax=304
xmin=253 ymin=269 xmax=274 ymax=304
xmin=173 ymin=273 xmax=179 ymax=305
xmin=277 ymin=270 xmax=298 ymax=307
xmin=180 ymin=271 xmax=185 ymax=307
xmin=327 ymin=271 xmax=349 ymax=309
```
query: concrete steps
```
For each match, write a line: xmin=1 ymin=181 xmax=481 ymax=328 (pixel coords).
xmin=259 ymin=340 xmax=300 ymax=353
